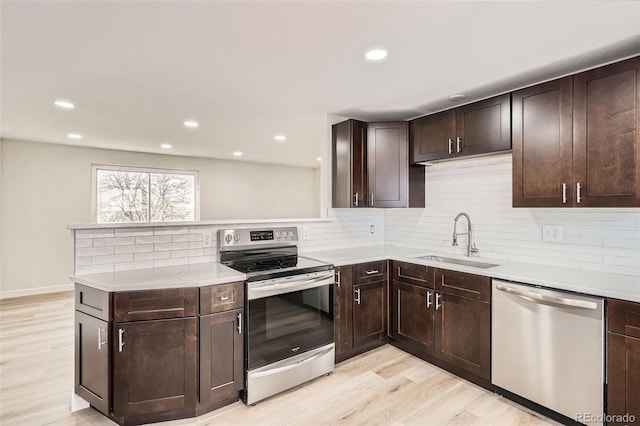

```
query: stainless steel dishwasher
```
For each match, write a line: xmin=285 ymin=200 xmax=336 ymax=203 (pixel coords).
xmin=492 ymin=279 xmax=604 ymax=425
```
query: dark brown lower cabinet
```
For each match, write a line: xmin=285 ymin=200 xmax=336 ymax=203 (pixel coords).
xmin=334 ymin=262 xmax=388 ymax=363
xmin=434 ymin=292 xmax=490 ymax=380
xmin=75 ymin=311 xmax=110 ymax=416
xmin=607 ymin=333 xmax=640 ymax=424
xmin=113 ymin=318 xmax=198 ymax=418
xmin=198 ymin=309 xmax=244 ymax=414
xmin=390 ymin=280 xmax=434 ymax=355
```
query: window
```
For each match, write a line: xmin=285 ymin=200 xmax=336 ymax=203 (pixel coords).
xmin=92 ymin=165 xmax=199 ymax=223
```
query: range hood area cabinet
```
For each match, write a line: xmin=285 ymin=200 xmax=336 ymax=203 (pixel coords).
xmin=409 ymin=94 xmax=512 ymax=163
xmin=331 ymin=120 xmax=425 ymax=208
xmin=513 ymin=56 xmax=640 ymax=207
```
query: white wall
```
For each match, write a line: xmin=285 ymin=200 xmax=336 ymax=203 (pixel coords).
xmin=384 ymin=154 xmax=640 ymax=277
xmin=1 ymin=139 xmax=320 ymax=297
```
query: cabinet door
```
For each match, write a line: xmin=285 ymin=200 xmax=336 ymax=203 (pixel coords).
xmin=512 ymin=77 xmax=573 ymax=207
xmin=352 ymin=280 xmax=387 ymax=348
xmin=334 ymin=266 xmax=353 ymax=362
xmin=434 ymin=292 xmax=490 ymax=380
xmin=332 ymin=120 xmax=368 ymax=208
xmin=410 ymin=110 xmax=455 ymax=162
xmin=456 ymin=94 xmax=511 ymax=157
xmin=573 ymin=57 xmax=640 ymax=207
xmin=75 ymin=311 xmax=110 ymax=415
xmin=607 ymin=333 xmax=640 ymax=423
xmin=113 ymin=318 xmax=197 ymax=417
xmin=390 ymin=280 xmax=434 ymax=355
xmin=199 ymin=310 xmax=243 ymax=410
xmin=367 ymin=122 xmax=408 ymax=208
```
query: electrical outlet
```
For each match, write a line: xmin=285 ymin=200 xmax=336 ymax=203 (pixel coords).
xmin=202 ymin=231 xmax=213 ymax=248
xmin=542 ymin=225 xmax=563 ymax=243
xmin=302 ymin=228 xmax=310 ymax=240
xmin=370 ymin=225 xmax=375 ymax=234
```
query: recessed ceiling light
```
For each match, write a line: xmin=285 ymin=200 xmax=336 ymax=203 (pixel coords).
xmin=316 ymin=157 xmax=322 ymax=161
xmin=54 ymin=100 xmax=75 ymax=109
xmin=233 ymin=151 xmax=243 ymax=157
xmin=183 ymin=120 xmax=199 ymax=128
xmin=274 ymin=134 xmax=286 ymax=142
xmin=67 ymin=133 xmax=82 ymax=139
xmin=365 ymin=49 xmax=388 ymax=61
xmin=160 ymin=144 xmax=172 ymax=149
xmin=449 ymin=94 xmax=467 ymax=102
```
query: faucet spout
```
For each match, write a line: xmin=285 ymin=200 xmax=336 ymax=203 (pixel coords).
xmin=452 ymin=212 xmax=479 ymax=257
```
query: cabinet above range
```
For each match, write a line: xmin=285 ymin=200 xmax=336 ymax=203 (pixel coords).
xmin=332 ymin=120 xmax=425 ymax=209
xmin=409 ymin=94 xmax=511 ymax=163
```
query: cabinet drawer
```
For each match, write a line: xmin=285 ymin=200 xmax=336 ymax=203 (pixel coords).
xmin=608 ymin=299 xmax=640 ymax=338
xmin=75 ymin=284 xmax=111 ymax=321
xmin=200 ymin=282 xmax=244 ymax=315
xmin=392 ymin=261 xmax=434 ymax=288
xmin=114 ymin=288 xmax=198 ymax=322
xmin=353 ymin=261 xmax=387 ymax=284
xmin=435 ymin=269 xmax=490 ymax=302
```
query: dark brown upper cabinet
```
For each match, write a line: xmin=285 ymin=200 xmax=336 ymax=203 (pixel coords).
xmin=513 ymin=56 xmax=640 ymax=207
xmin=332 ymin=120 xmax=425 ymax=208
xmin=332 ymin=120 xmax=368 ymax=208
xmin=410 ymin=94 xmax=511 ymax=163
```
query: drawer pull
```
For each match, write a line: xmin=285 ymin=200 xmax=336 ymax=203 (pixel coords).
xmin=97 ymin=326 xmax=107 ymax=350
xmin=118 ymin=329 xmax=125 ymax=352
xmin=365 ymin=270 xmax=379 ymax=275
xmin=354 ymin=289 xmax=361 ymax=305
xmin=335 ymin=270 xmax=341 ymax=287
xmin=435 ymin=293 xmax=442 ymax=310
xmin=237 ymin=312 xmax=242 ymax=334
xmin=426 ymin=291 xmax=432 ymax=308
xmin=219 ymin=295 xmax=230 ymax=301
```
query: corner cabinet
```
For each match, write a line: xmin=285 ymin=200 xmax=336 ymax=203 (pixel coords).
xmin=332 ymin=120 xmax=425 ymax=209
xmin=389 ymin=262 xmax=491 ymax=388
xmin=334 ymin=261 xmax=388 ymax=363
xmin=513 ymin=56 xmax=640 ymax=207
xmin=607 ymin=299 xmax=640 ymax=424
xmin=74 ymin=282 xmax=244 ymax=425
xmin=410 ymin=94 xmax=511 ymax=163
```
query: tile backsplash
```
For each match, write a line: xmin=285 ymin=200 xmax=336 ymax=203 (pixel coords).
xmin=384 ymin=154 xmax=640 ymax=277
xmin=74 ymin=154 xmax=639 ymax=277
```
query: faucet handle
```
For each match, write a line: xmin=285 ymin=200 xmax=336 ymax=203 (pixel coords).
xmin=452 ymin=233 xmax=458 ymax=246
xmin=470 ymin=243 xmax=479 ymax=254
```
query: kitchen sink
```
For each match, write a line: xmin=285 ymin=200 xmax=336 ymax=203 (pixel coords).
xmin=417 ymin=255 xmax=499 ymax=269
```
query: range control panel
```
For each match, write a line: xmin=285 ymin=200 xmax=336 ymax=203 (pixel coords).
xmin=218 ymin=227 xmax=298 ymax=250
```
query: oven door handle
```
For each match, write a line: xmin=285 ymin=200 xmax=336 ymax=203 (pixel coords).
xmin=250 ymin=346 xmax=334 ymax=378
xmin=248 ymin=272 xmax=334 ymax=300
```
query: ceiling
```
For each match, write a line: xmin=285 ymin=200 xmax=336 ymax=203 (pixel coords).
xmin=1 ymin=1 xmax=639 ymax=168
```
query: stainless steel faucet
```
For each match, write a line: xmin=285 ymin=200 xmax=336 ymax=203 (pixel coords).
xmin=452 ymin=212 xmax=479 ymax=257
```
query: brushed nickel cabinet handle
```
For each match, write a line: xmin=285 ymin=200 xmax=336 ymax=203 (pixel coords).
xmin=448 ymin=138 xmax=453 ymax=154
xmin=435 ymin=293 xmax=442 ymax=310
xmin=354 ymin=288 xmax=361 ymax=305
xmin=219 ymin=295 xmax=229 ymax=301
xmin=426 ymin=291 xmax=432 ymax=308
xmin=118 ymin=329 xmax=124 ymax=352
xmin=237 ymin=312 xmax=242 ymax=334
xmin=335 ymin=270 xmax=341 ymax=287
xmin=97 ymin=326 xmax=107 ymax=350
xmin=365 ymin=270 xmax=379 ymax=275
xmin=562 ymin=183 xmax=567 ymax=204
xmin=370 ymin=193 xmax=374 ymax=207
xmin=354 ymin=192 xmax=359 ymax=207
xmin=456 ymin=137 xmax=462 ymax=153
xmin=441 ymin=274 xmax=445 ymax=286
xmin=576 ymin=182 xmax=582 ymax=204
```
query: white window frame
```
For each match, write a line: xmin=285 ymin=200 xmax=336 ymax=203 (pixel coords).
xmin=91 ymin=164 xmax=200 ymax=223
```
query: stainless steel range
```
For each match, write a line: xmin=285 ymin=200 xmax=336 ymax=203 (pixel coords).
xmin=218 ymin=227 xmax=335 ymax=405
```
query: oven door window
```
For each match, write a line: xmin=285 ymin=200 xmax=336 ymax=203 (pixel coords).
xmin=247 ymin=284 xmax=334 ymax=370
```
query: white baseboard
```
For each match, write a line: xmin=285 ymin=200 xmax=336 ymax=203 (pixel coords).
xmin=0 ymin=283 xmax=74 ymax=300
xmin=71 ymin=392 xmax=90 ymax=412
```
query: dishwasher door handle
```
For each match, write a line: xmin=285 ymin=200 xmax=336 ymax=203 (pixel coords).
xmin=495 ymin=284 xmax=598 ymax=310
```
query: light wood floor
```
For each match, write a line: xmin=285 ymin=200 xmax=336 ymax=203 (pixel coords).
xmin=0 ymin=291 xmax=556 ymax=426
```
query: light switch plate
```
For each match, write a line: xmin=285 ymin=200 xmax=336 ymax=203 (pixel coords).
xmin=202 ymin=232 xmax=213 ymax=248
xmin=302 ymin=228 xmax=310 ymax=240
xmin=542 ymin=225 xmax=563 ymax=243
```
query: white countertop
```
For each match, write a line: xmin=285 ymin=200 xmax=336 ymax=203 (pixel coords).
xmin=71 ymin=245 xmax=640 ymax=303
xmin=71 ymin=262 xmax=246 ymax=292
xmin=303 ymin=245 xmax=640 ymax=303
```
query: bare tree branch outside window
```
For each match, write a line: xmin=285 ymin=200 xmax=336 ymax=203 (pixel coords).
xmin=96 ymin=168 xmax=196 ymax=223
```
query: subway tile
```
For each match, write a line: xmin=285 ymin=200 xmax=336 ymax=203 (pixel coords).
xmin=154 ymin=226 xmax=188 ymax=236
xmin=93 ymin=237 xmax=136 ymax=247
xmin=154 ymin=242 xmax=189 ymax=251
xmin=92 ymin=254 xmax=134 ymax=265
xmin=154 ymin=258 xmax=189 ymax=268
xmin=115 ymin=227 xmax=154 ymax=237
xmin=188 ymin=255 xmax=217 ymax=264
xmin=75 ymin=229 xmax=114 ymax=239
xmin=135 ymin=235 xmax=172 ymax=244
xmin=171 ymin=248 xmax=204 ymax=258
xmin=75 ymin=239 xmax=94 ymax=248
xmin=134 ymin=251 xmax=171 ymax=262
xmin=172 ymin=234 xmax=203 ymax=243
xmin=115 ymin=244 xmax=154 ymax=254
xmin=76 ymin=246 xmax=114 ymax=257
xmin=115 ymin=261 xmax=155 ymax=272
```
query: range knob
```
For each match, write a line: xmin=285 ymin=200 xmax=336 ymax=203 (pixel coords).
xmin=234 ymin=233 xmax=240 ymax=241
xmin=224 ymin=233 xmax=233 ymax=244
xmin=288 ymin=231 xmax=295 ymax=238
xmin=275 ymin=232 xmax=281 ymax=239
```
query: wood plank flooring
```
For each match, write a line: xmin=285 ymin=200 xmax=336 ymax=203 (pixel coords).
xmin=0 ymin=291 xmax=556 ymax=426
